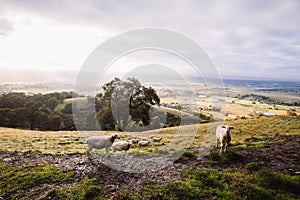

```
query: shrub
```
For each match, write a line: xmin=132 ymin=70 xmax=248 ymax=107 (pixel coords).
xmin=174 ymin=150 xmax=196 ymax=163
xmin=208 ymin=150 xmax=245 ymax=164
xmin=287 ymin=109 xmax=297 ymax=116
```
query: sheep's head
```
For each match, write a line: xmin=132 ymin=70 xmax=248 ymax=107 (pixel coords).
xmin=221 ymin=125 xmax=234 ymax=134
xmin=112 ymin=133 xmax=121 ymax=139
xmin=145 ymin=140 xmax=151 ymax=145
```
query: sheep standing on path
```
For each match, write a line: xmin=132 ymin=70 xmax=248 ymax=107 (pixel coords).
xmin=86 ymin=132 xmax=120 ymax=157
xmin=216 ymin=125 xmax=234 ymax=153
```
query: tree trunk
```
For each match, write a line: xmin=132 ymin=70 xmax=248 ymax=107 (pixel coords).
xmin=30 ymin=119 xmax=34 ymax=130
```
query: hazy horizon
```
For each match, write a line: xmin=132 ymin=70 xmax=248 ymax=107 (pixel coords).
xmin=1 ymin=68 xmax=300 ymax=85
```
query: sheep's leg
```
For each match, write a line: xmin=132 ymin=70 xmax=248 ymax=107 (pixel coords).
xmin=105 ymin=148 xmax=109 ymax=158
xmin=215 ymin=138 xmax=219 ymax=148
xmin=224 ymin=143 xmax=228 ymax=152
xmin=219 ymin=142 xmax=223 ymax=154
xmin=87 ymin=146 xmax=93 ymax=155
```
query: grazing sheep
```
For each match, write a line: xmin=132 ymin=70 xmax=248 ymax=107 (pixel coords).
xmin=140 ymin=137 xmax=151 ymax=142
xmin=137 ymin=140 xmax=151 ymax=147
xmin=130 ymin=137 xmax=150 ymax=144
xmin=86 ymin=132 xmax=120 ymax=156
xmin=130 ymin=139 xmax=140 ymax=144
xmin=112 ymin=140 xmax=132 ymax=152
xmin=215 ymin=125 xmax=234 ymax=153
xmin=151 ymin=137 xmax=162 ymax=143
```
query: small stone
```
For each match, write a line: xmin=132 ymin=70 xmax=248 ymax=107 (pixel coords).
xmin=78 ymin=160 xmax=85 ymax=165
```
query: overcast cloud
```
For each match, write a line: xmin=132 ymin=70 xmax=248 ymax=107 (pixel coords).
xmin=0 ymin=0 xmax=299 ymax=82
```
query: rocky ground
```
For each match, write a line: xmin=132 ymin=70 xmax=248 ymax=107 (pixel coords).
xmin=1 ymin=134 xmax=300 ymax=198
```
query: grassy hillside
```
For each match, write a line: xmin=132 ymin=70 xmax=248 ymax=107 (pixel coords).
xmin=54 ymin=97 xmax=88 ymax=112
xmin=0 ymin=115 xmax=299 ymax=155
xmin=0 ymin=116 xmax=300 ymax=199
xmin=1 ymin=162 xmax=299 ymax=200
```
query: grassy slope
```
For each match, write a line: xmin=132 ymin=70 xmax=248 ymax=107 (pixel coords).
xmin=0 ymin=116 xmax=300 ymax=199
xmin=0 ymin=115 xmax=300 ymax=154
xmin=1 ymin=153 xmax=299 ymax=199
xmin=116 ymin=169 xmax=300 ymax=200
xmin=0 ymin=163 xmax=104 ymax=200
xmin=227 ymin=115 xmax=300 ymax=141
xmin=54 ymin=97 xmax=88 ymax=112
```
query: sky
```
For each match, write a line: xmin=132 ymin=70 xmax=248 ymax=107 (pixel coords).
xmin=0 ymin=0 xmax=300 ymax=83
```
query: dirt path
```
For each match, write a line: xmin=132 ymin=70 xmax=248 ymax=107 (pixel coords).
xmin=1 ymin=134 xmax=300 ymax=198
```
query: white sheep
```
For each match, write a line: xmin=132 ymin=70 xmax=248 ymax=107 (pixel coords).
xmin=130 ymin=137 xmax=150 ymax=144
xmin=112 ymin=140 xmax=132 ymax=152
xmin=215 ymin=125 xmax=234 ymax=153
xmin=86 ymin=132 xmax=120 ymax=156
xmin=130 ymin=139 xmax=140 ymax=144
xmin=151 ymin=137 xmax=162 ymax=143
xmin=137 ymin=140 xmax=151 ymax=147
xmin=140 ymin=137 xmax=151 ymax=142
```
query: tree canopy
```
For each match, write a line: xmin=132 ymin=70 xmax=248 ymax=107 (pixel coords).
xmin=96 ymin=77 xmax=160 ymax=131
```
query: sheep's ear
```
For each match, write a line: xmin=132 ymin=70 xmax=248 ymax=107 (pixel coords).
xmin=229 ymin=126 xmax=234 ymax=129
xmin=221 ymin=125 xmax=226 ymax=128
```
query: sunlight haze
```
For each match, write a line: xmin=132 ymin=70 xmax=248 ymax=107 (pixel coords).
xmin=0 ymin=0 xmax=300 ymax=82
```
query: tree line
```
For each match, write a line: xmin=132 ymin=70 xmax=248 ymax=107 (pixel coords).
xmin=0 ymin=91 xmax=78 ymax=130
xmin=0 ymin=78 xmax=209 ymax=131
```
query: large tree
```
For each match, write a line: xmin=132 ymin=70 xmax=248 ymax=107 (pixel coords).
xmin=97 ymin=77 xmax=160 ymax=131
xmin=24 ymin=101 xmax=51 ymax=130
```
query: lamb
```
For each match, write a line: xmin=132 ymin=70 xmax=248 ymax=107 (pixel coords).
xmin=86 ymin=132 xmax=120 ymax=156
xmin=215 ymin=125 xmax=234 ymax=153
xmin=112 ymin=140 xmax=133 ymax=152
xmin=137 ymin=140 xmax=151 ymax=147
xmin=130 ymin=139 xmax=141 ymax=144
xmin=130 ymin=137 xmax=150 ymax=144
xmin=151 ymin=137 xmax=162 ymax=143
xmin=140 ymin=137 xmax=151 ymax=142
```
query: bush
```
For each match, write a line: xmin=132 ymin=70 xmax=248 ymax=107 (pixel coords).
xmin=208 ymin=150 xmax=245 ymax=164
xmin=174 ymin=150 xmax=196 ymax=163
xmin=287 ymin=109 xmax=297 ymax=116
